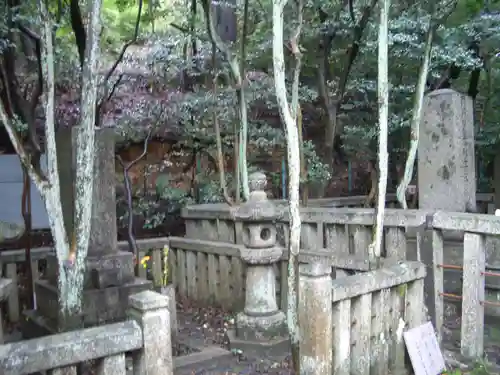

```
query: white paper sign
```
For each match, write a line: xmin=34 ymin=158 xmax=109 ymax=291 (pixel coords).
xmin=403 ymin=322 xmax=446 ymax=375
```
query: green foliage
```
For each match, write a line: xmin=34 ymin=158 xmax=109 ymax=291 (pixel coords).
xmin=303 ymin=141 xmax=331 ymax=184
xmin=441 ymin=360 xmax=491 ymax=375
xmin=3 ymin=0 xmax=500 ymax=212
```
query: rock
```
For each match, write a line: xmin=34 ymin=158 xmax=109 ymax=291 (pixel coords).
xmin=0 ymin=278 xmax=13 ymax=302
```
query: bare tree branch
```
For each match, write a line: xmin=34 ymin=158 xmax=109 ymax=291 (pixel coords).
xmin=171 ymin=23 xmax=210 ymax=42
xmin=97 ymin=0 xmax=144 ymax=123
xmin=0 ymin=61 xmax=47 ymax=189
xmin=116 ymin=129 xmax=152 ymax=271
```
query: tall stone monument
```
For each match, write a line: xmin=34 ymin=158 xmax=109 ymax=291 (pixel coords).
xmin=417 ymin=89 xmax=476 ymax=212
xmin=23 ymin=127 xmax=152 ymax=337
xmin=418 ymin=89 xmax=477 ymax=325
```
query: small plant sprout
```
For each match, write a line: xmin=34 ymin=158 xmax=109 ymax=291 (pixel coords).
xmin=162 ymin=244 xmax=170 ymax=286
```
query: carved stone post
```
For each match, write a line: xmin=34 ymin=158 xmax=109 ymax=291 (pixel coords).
xmin=228 ymin=171 xmax=289 ymax=357
xmin=485 ymin=211 xmax=500 ymax=317
xmin=299 ymin=263 xmax=333 ymax=375
xmin=0 ymin=277 xmax=13 ymax=344
xmin=128 ymin=290 xmax=173 ymax=375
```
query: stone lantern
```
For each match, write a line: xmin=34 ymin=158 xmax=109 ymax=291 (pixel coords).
xmin=228 ymin=171 xmax=289 ymax=356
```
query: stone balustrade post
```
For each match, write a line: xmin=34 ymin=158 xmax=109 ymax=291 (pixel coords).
xmin=127 ymin=290 xmax=173 ymax=375
xmin=485 ymin=210 xmax=500 ymax=316
xmin=486 ymin=171 xmax=500 ymax=316
xmin=0 ymin=276 xmax=13 ymax=344
xmin=299 ymin=262 xmax=333 ymax=375
xmin=228 ymin=171 xmax=289 ymax=357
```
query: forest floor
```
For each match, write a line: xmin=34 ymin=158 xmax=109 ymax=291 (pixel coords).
xmin=441 ymin=301 xmax=500 ymax=373
xmin=170 ymin=299 xmax=500 ymax=375
xmin=172 ymin=297 xmax=294 ymax=375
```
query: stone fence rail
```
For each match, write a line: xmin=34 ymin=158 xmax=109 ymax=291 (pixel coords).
xmin=0 ymin=290 xmax=173 ymax=375
xmin=327 ymin=261 xmax=426 ymax=374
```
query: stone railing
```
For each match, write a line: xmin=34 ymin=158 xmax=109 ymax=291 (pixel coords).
xmin=179 ymin=194 xmax=500 ymax=362
xmin=180 ymin=200 xmax=494 ymax=295
xmin=429 ymin=211 xmax=500 ymax=359
xmin=299 ymin=260 xmax=426 ymax=374
xmin=2 ymin=192 xmax=498 ymax=363
xmin=4 ymin=209 xmax=494 ymax=362
xmin=166 ymin=222 xmax=417 ymax=312
xmin=0 ymin=290 xmax=173 ymax=375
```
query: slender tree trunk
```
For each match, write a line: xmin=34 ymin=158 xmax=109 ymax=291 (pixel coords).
xmin=37 ymin=0 xmax=71 ymax=281
xmin=200 ymin=0 xmax=250 ymax=200
xmin=0 ymin=0 xmax=103 ymax=328
xmin=372 ymin=0 xmax=389 ymax=262
xmin=272 ymin=0 xmax=302 ymax=371
xmin=66 ymin=0 xmax=102 ymax=316
xmin=211 ymin=47 xmax=233 ymax=205
xmin=22 ymin=167 xmax=34 ymax=309
xmin=297 ymin=107 xmax=308 ymax=205
xmin=396 ymin=22 xmax=435 ymax=209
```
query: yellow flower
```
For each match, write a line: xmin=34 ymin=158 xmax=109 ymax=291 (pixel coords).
xmin=140 ymin=255 xmax=151 ymax=269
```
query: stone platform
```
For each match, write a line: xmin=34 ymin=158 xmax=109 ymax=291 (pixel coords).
xmin=227 ymin=329 xmax=290 ymax=359
xmin=44 ymin=251 xmax=136 ymax=289
xmin=22 ymin=277 xmax=151 ymax=338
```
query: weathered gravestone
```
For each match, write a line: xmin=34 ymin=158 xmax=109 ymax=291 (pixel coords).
xmin=417 ymin=89 xmax=476 ymax=325
xmin=417 ymin=88 xmax=476 ymax=213
xmin=23 ymin=127 xmax=152 ymax=337
xmin=417 ymin=90 xmax=500 ymax=319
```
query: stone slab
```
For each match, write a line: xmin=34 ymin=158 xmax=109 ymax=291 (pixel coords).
xmin=173 ymin=339 xmax=233 ymax=372
xmin=44 ymin=251 xmax=135 ymax=289
xmin=23 ymin=278 xmax=151 ymax=337
xmin=227 ymin=329 xmax=290 ymax=359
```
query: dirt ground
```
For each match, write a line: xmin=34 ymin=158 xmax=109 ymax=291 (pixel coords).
xmin=174 ymin=297 xmax=294 ymax=375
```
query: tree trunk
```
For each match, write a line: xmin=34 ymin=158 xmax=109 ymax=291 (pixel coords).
xmin=371 ymin=0 xmax=390 ymax=262
xmin=396 ymin=22 xmax=435 ymax=209
xmin=0 ymin=0 xmax=103 ymax=330
xmin=272 ymin=0 xmax=302 ymax=371
xmin=200 ymin=0 xmax=250 ymax=200
xmin=364 ymin=160 xmax=378 ymax=208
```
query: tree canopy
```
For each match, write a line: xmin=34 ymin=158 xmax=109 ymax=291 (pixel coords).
xmin=1 ymin=0 xmax=500 ymax=200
